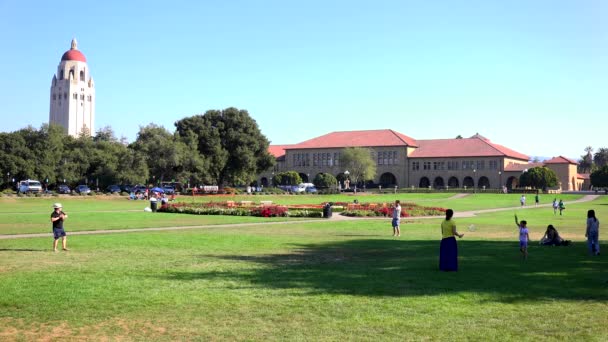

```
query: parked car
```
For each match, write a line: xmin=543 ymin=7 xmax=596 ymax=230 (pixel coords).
xmin=305 ymin=186 xmax=318 ymax=193
xmin=18 ymin=180 xmax=43 ymax=194
xmin=162 ymin=185 xmax=175 ymax=194
xmin=132 ymin=185 xmax=147 ymax=194
xmin=57 ymin=184 xmax=71 ymax=194
xmin=106 ymin=185 xmax=121 ymax=193
xmin=75 ymin=185 xmax=91 ymax=194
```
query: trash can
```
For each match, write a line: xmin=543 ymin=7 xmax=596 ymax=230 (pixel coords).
xmin=323 ymin=203 xmax=332 ymax=218
xmin=150 ymin=198 xmax=158 ymax=212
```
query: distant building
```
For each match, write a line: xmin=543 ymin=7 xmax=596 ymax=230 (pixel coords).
xmin=259 ymin=130 xmax=582 ymax=192
xmin=49 ymin=39 xmax=95 ymax=137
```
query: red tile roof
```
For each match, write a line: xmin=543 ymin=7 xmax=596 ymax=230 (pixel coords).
xmin=578 ymin=173 xmax=590 ymax=179
xmin=409 ymin=136 xmax=529 ymax=160
xmin=286 ymin=129 xmax=418 ymax=149
xmin=268 ymin=145 xmax=293 ymax=158
xmin=544 ymin=156 xmax=578 ymax=165
xmin=504 ymin=162 xmax=544 ymax=172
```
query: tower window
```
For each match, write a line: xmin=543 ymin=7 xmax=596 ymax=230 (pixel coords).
xmin=53 ymin=94 xmax=56 ymax=100
xmin=63 ymin=93 xmax=67 ymax=99
xmin=60 ymin=69 xmax=64 ymax=80
xmin=73 ymin=93 xmax=77 ymax=99
xmin=80 ymin=70 xmax=85 ymax=81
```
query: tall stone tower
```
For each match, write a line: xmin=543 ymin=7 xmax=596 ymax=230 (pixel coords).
xmin=49 ymin=39 xmax=95 ymax=137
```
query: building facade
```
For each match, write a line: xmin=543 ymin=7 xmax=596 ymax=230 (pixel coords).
xmin=259 ymin=130 xmax=581 ymax=192
xmin=49 ymin=39 xmax=95 ymax=137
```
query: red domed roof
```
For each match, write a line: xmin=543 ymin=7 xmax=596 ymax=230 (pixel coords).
xmin=61 ymin=49 xmax=87 ymax=62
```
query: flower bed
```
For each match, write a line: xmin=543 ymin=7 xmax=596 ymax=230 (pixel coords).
xmin=157 ymin=201 xmax=445 ymax=218
xmin=341 ymin=202 xmax=446 ymax=218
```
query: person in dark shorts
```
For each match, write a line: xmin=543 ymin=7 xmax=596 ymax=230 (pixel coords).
xmin=50 ymin=203 xmax=69 ymax=252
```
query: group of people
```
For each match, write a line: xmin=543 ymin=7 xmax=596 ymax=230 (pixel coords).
xmin=519 ymin=194 xmax=566 ymax=215
xmin=438 ymin=208 xmax=601 ymax=271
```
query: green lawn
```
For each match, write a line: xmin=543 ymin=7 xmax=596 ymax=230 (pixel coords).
xmin=0 ymin=194 xmax=606 ymax=340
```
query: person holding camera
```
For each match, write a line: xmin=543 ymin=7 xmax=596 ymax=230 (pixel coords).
xmin=50 ymin=203 xmax=69 ymax=252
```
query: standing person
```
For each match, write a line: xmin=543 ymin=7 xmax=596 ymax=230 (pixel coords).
xmin=392 ymin=200 xmax=401 ymax=237
xmin=50 ymin=203 xmax=69 ymax=252
xmin=552 ymin=198 xmax=558 ymax=215
xmin=535 ymin=192 xmax=540 ymax=207
xmin=520 ymin=194 xmax=526 ymax=207
xmin=439 ymin=209 xmax=464 ymax=271
xmin=586 ymin=209 xmax=600 ymax=256
xmin=558 ymin=200 xmax=565 ymax=216
xmin=515 ymin=214 xmax=529 ymax=260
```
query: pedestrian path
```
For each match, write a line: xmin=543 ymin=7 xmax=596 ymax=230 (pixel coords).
xmin=0 ymin=195 xmax=599 ymax=240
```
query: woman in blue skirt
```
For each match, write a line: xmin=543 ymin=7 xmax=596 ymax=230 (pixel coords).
xmin=439 ymin=209 xmax=464 ymax=271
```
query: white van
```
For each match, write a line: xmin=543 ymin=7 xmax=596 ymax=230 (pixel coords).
xmin=18 ymin=180 xmax=43 ymax=194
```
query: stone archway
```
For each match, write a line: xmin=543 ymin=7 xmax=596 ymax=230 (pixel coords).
xmin=261 ymin=177 xmax=269 ymax=187
xmin=379 ymin=172 xmax=397 ymax=186
xmin=478 ymin=176 xmax=490 ymax=189
xmin=299 ymin=173 xmax=309 ymax=183
xmin=433 ymin=177 xmax=445 ymax=189
xmin=448 ymin=176 xmax=459 ymax=188
xmin=463 ymin=176 xmax=474 ymax=188
xmin=419 ymin=177 xmax=430 ymax=188
xmin=506 ymin=176 xmax=518 ymax=190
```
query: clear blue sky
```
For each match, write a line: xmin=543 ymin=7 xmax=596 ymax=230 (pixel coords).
xmin=1 ymin=0 xmax=606 ymax=160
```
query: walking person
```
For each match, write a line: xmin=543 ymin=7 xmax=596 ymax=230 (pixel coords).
xmin=392 ymin=200 xmax=401 ymax=237
xmin=586 ymin=209 xmax=600 ymax=256
xmin=558 ymin=200 xmax=565 ymax=216
xmin=552 ymin=198 xmax=558 ymax=215
xmin=520 ymin=194 xmax=526 ymax=207
xmin=515 ymin=214 xmax=529 ymax=260
xmin=50 ymin=203 xmax=69 ymax=252
xmin=535 ymin=192 xmax=540 ymax=207
xmin=439 ymin=209 xmax=464 ymax=271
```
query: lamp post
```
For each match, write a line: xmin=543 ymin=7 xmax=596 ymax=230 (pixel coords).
xmin=473 ymin=169 xmax=477 ymax=194
xmin=344 ymin=170 xmax=350 ymax=190
xmin=498 ymin=171 xmax=502 ymax=190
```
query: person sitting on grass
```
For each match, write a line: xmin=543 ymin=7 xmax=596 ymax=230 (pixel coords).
xmin=540 ymin=225 xmax=563 ymax=246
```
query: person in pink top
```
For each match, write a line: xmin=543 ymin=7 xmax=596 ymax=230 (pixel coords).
xmin=515 ymin=214 xmax=529 ymax=260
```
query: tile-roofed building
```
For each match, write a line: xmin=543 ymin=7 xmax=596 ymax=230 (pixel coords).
xmin=287 ymin=129 xmax=418 ymax=149
xmin=257 ymin=130 xmax=582 ymax=191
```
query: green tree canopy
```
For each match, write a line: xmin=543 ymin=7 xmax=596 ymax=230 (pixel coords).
xmin=590 ymin=165 xmax=608 ymax=188
xmin=519 ymin=167 xmax=558 ymax=190
xmin=340 ymin=147 xmax=377 ymax=187
xmin=594 ymin=148 xmax=608 ymax=168
xmin=174 ymin=108 xmax=274 ymax=187
xmin=272 ymin=171 xmax=301 ymax=186
xmin=313 ymin=172 xmax=338 ymax=189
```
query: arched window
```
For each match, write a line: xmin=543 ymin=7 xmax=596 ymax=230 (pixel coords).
xmin=379 ymin=172 xmax=397 ymax=186
xmin=419 ymin=177 xmax=430 ymax=188
xmin=433 ymin=177 xmax=445 ymax=189
xmin=478 ymin=176 xmax=490 ymax=189
xmin=60 ymin=69 xmax=64 ymax=80
xmin=463 ymin=176 xmax=474 ymax=188
xmin=506 ymin=176 xmax=518 ymax=190
xmin=80 ymin=70 xmax=85 ymax=81
xmin=448 ymin=176 xmax=459 ymax=188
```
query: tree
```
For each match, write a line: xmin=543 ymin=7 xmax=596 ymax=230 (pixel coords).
xmin=579 ymin=146 xmax=593 ymax=173
xmin=313 ymin=173 xmax=337 ymax=189
xmin=594 ymin=148 xmax=608 ymax=168
xmin=590 ymin=165 xmax=608 ymax=188
xmin=272 ymin=171 xmax=301 ymax=186
xmin=519 ymin=167 xmax=558 ymax=190
xmin=175 ymin=108 xmax=275 ymax=187
xmin=340 ymin=147 xmax=377 ymax=187
xmin=131 ymin=124 xmax=187 ymax=185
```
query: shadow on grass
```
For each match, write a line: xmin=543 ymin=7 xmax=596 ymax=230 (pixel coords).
xmin=164 ymin=239 xmax=608 ymax=302
xmin=0 ymin=248 xmax=46 ymax=252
